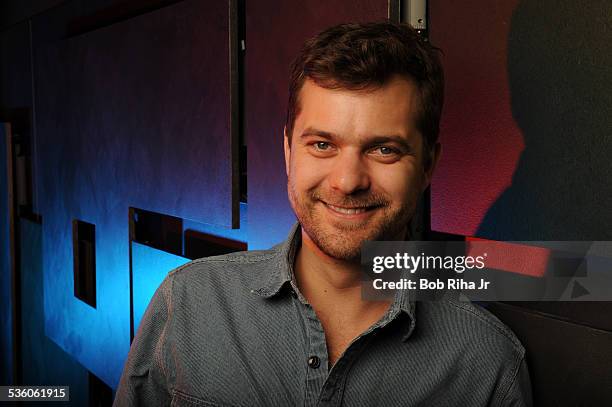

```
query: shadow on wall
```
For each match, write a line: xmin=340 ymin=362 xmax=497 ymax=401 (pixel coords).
xmin=476 ymin=2 xmax=612 ymax=405
xmin=477 ymin=0 xmax=612 ymax=241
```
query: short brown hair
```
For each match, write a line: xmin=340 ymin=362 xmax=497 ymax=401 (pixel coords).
xmin=286 ymin=22 xmax=444 ymax=168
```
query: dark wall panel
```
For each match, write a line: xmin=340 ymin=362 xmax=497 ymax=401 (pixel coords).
xmin=0 ymin=0 xmax=63 ymax=31
xmin=246 ymin=0 xmax=392 ymax=249
xmin=33 ymin=0 xmax=234 ymax=387
xmin=430 ymin=2 xmax=612 ymax=401
xmin=430 ymin=0 xmax=612 ymax=241
xmin=0 ymin=22 xmax=33 ymax=109
xmin=488 ymin=303 xmax=612 ymax=405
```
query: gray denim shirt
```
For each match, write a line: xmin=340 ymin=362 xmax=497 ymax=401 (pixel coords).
xmin=114 ymin=223 xmax=532 ymax=406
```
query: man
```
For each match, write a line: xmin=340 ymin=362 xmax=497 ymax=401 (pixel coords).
xmin=115 ymin=22 xmax=532 ymax=406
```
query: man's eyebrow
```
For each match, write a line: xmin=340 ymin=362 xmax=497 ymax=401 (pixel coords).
xmin=300 ymin=127 xmax=336 ymax=139
xmin=367 ymin=135 xmax=413 ymax=150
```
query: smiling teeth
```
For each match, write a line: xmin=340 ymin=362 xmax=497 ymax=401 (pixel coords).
xmin=326 ymin=204 xmax=368 ymax=214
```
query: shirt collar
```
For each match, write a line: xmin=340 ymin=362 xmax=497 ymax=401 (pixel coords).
xmin=250 ymin=223 xmax=300 ymax=298
xmin=251 ymin=222 xmax=416 ymax=341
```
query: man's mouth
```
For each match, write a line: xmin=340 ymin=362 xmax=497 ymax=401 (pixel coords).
xmin=323 ymin=202 xmax=379 ymax=215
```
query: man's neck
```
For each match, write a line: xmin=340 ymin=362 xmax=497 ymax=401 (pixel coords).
xmin=294 ymin=230 xmax=391 ymax=328
xmin=295 ymin=231 xmax=362 ymax=300
xmin=293 ymin=229 xmax=392 ymax=366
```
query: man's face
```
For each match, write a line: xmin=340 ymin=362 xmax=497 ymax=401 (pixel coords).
xmin=285 ymin=76 xmax=439 ymax=261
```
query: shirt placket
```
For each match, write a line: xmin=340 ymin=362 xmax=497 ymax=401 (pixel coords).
xmin=317 ymin=303 xmax=400 ymax=407
xmin=316 ymin=326 xmax=378 ymax=407
xmin=296 ymin=297 xmax=394 ymax=407
xmin=299 ymin=298 xmax=330 ymax=407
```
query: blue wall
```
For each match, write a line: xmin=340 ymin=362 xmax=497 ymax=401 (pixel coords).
xmin=33 ymin=0 xmax=235 ymax=388
xmin=0 ymin=124 xmax=13 ymax=385
xmin=132 ymin=242 xmax=189 ymax=333
xmin=20 ymin=218 xmax=89 ymax=405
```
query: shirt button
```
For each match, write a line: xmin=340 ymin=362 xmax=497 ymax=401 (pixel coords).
xmin=308 ymin=356 xmax=321 ymax=369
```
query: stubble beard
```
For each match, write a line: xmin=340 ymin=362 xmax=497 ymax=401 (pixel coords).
xmin=288 ymin=183 xmax=415 ymax=262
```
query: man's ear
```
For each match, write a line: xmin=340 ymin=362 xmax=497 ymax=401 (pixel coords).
xmin=283 ymin=126 xmax=291 ymax=177
xmin=422 ymin=142 xmax=441 ymax=192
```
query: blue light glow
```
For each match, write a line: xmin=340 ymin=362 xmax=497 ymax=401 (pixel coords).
xmin=20 ymin=219 xmax=89 ymax=404
xmin=132 ymin=242 xmax=189 ymax=332
xmin=35 ymin=1 xmax=236 ymax=388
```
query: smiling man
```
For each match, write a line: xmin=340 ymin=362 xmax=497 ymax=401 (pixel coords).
xmin=287 ymin=77 xmax=428 ymax=261
xmin=115 ymin=22 xmax=532 ymax=406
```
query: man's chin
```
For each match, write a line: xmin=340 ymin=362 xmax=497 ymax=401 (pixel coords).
xmin=316 ymin=241 xmax=362 ymax=262
xmin=298 ymin=208 xmax=407 ymax=260
xmin=309 ymin=228 xmax=377 ymax=261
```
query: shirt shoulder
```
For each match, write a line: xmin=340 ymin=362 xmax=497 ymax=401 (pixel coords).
xmin=445 ymin=298 xmax=524 ymax=352
xmin=417 ymin=297 xmax=525 ymax=364
xmin=161 ymin=246 xmax=285 ymax=303
xmin=414 ymin=299 xmax=528 ymax=404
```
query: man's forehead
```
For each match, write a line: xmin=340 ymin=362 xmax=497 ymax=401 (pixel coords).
xmin=294 ymin=78 xmax=422 ymax=143
xmin=298 ymin=76 xmax=418 ymax=103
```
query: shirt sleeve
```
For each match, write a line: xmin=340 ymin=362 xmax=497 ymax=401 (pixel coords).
xmin=113 ymin=275 xmax=174 ymax=407
xmin=500 ymin=356 xmax=533 ymax=407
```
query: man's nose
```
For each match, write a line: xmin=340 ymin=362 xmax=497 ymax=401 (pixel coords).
xmin=328 ymin=151 xmax=371 ymax=194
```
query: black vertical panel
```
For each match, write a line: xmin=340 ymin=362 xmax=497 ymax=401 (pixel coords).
xmin=229 ymin=0 xmax=242 ymax=208
xmin=245 ymin=0 xmax=392 ymax=249
xmin=235 ymin=0 xmax=247 ymax=203
xmin=73 ymin=220 xmax=96 ymax=308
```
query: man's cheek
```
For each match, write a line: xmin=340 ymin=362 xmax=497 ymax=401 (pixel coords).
xmin=299 ymin=169 xmax=329 ymax=191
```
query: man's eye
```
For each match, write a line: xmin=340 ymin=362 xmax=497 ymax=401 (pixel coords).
xmin=374 ymin=146 xmax=399 ymax=155
xmin=314 ymin=142 xmax=331 ymax=150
